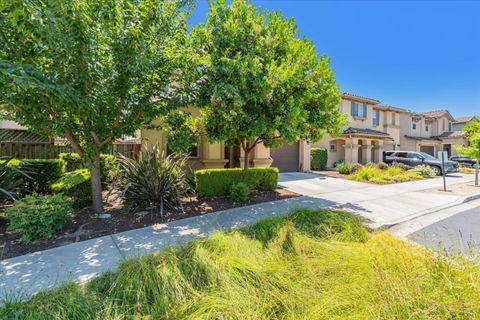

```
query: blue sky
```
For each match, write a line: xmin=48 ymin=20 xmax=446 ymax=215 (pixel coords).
xmin=189 ymin=0 xmax=480 ymax=117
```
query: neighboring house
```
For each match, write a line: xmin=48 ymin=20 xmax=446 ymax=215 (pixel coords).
xmin=453 ymin=116 xmax=475 ymax=131
xmin=141 ymin=107 xmax=311 ymax=172
xmin=400 ymin=110 xmax=466 ymax=157
xmin=0 ymin=120 xmax=53 ymax=158
xmin=313 ymin=93 xmax=405 ymax=167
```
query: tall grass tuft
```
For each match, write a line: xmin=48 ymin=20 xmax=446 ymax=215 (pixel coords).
xmin=2 ymin=208 xmax=480 ymax=319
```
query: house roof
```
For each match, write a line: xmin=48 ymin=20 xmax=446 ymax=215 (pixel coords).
xmin=420 ymin=109 xmax=455 ymax=121
xmin=374 ymin=104 xmax=407 ymax=113
xmin=343 ymin=127 xmax=393 ymax=140
xmin=432 ymin=131 xmax=465 ymax=139
xmin=454 ymin=116 xmax=474 ymax=123
xmin=404 ymin=135 xmax=441 ymax=141
xmin=342 ymin=92 xmax=380 ymax=105
xmin=0 ymin=129 xmax=50 ymax=144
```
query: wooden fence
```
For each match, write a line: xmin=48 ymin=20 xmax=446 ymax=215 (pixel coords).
xmin=56 ymin=143 xmax=141 ymax=159
xmin=0 ymin=142 xmax=54 ymax=159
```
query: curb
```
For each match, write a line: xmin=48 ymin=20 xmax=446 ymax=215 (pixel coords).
xmin=374 ymin=192 xmax=480 ymax=230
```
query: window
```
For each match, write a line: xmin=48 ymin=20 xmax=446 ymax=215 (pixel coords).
xmin=351 ymin=101 xmax=367 ymax=118
xmin=167 ymin=145 xmax=199 ymax=158
xmin=407 ymin=153 xmax=421 ymax=159
xmin=372 ymin=110 xmax=380 ymax=126
xmin=330 ymin=142 xmax=337 ymax=151
xmin=425 ymin=124 xmax=429 ymax=132
xmin=395 ymin=152 xmax=408 ymax=158
xmin=448 ymin=122 xmax=452 ymax=132
xmin=412 ymin=119 xmax=417 ymax=130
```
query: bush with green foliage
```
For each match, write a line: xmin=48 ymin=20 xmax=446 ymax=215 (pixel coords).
xmin=51 ymin=169 xmax=92 ymax=209
xmin=195 ymin=168 xmax=279 ymax=197
xmin=336 ymin=162 xmax=352 ymax=175
xmin=409 ymin=165 xmax=436 ymax=178
xmin=311 ymin=148 xmax=328 ymax=170
xmin=376 ymin=162 xmax=389 ymax=170
xmin=229 ymin=182 xmax=250 ymax=203
xmin=5 ymin=193 xmax=72 ymax=243
xmin=0 ymin=158 xmax=32 ymax=206
xmin=118 ymin=148 xmax=190 ymax=218
xmin=59 ymin=153 xmax=118 ymax=185
xmin=6 ymin=159 xmax=64 ymax=194
xmin=4 ymin=208 xmax=480 ymax=319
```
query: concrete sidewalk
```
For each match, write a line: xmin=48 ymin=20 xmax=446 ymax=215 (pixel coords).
xmin=0 ymin=196 xmax=332 ymax=302
xmin=279 ymin=172 xmax=479 ymax=228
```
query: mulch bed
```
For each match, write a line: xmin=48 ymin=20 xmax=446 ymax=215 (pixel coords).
xmin=0 ymin=188 xmax=298 ymax=260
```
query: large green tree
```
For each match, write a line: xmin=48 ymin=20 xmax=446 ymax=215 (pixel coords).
xmin=0 ymin=0 xmax=192 ymax=212
xmin=186 ymin=0 xmax=346 ymax=169
xmin=457 ymin=117 xmax=480 ymax=186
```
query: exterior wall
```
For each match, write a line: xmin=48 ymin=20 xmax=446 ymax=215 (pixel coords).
xmin=342 ymin=99 xmax=383 ymax=130
xmin=0 ymin=120 xmax=26 ymax=130
xmin=453 ymin=122 xmax=467 ymax=131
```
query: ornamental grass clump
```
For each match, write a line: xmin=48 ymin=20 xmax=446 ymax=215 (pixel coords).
xmin=4 ymin=208 xmax=480 ymax=319
xmin=410 ymin=165 xmax=436 ymax=178
xmin=349 ymin=166 xmax=423 ymax=184
xmin=336 ymin=162 xmax=352 ymax=174
xmin=118 ymin=147 xmax=190 ymax=219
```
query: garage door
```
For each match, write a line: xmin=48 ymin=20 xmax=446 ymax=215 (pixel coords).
xmin=270 ymin=142 xmax=300 ymax=172
xmin=420 ymin=146 xmax=435 ymax=156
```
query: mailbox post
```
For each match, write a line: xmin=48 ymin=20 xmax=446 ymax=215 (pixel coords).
xmin=437 ymin=151 xmax=448 ymax=192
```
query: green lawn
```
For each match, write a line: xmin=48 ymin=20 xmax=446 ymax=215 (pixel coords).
xmin=2 ymin=209 xmax=480 ymax=319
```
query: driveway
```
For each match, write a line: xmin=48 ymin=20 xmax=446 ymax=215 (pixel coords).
xmin=279 ymin=172 xmax=477 ymax=228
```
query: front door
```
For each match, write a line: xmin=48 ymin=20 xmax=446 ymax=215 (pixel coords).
xmin=443 ymin=144 xmax=452 ymax=158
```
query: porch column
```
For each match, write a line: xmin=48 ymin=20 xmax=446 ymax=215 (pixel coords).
xmin=344 ymin=138 xmax=360 ymax=164
xmin=201 ymin=138 xmax=228 ymax=169
xmin=251 ymin=142 xmax=273 ymax=168
xmin=362 ymin=139 xmax=372 ymax=163
xmin=375 ymin=141 xmax=384 ymax=162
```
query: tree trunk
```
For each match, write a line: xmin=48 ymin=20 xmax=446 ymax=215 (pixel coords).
xmin=476 ymin=159 xmax=479 ymax=187
xmin=243 ymin=148 xmax=250 ymax=170
xmin=90 ymin=152 xmax=104 ymax=213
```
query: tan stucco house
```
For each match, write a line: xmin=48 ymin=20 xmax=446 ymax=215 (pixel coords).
xmin=313 ymin=93 xmax=405 ymax=167
xmin=400 ymin=110 xmax=467 ymax=157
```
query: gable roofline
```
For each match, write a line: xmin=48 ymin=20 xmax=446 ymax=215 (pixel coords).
xmin=454 ymin=116 xmax=474 ymax=124
xmin=342 ymin=92 xmax=380 ymax=105
xmin=419 ymin=109 xmax=455 ymax=121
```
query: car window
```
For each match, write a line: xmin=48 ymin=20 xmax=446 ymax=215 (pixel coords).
xmin=395 ymin=152 xmax=408 ymax=158
xmin=420 ymin=153 xmax=436 ymax=160
xmin=407 ymin=153 xmax=421 ymax=159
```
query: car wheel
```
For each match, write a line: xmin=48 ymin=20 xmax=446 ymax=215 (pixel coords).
xmin=430 ymin=166 xmax=441 ymax=176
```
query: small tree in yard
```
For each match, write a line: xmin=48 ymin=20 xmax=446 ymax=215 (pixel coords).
xmin=457 ymin=117 xmax=480 ymax=186
xmin=186 ymin=0 xmax=346 ymax=169
xmin=0 ymin=0 xmax=193 ymax=213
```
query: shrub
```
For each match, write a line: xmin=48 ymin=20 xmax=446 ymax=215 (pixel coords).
xmin=376 ymin=162 xmax=389 ymax=170
xmin=230 ymin=182 xmax=250 ymax=203
xmin=118 ymin=148 xmax=190 ymax=218
xmin=51 ymin=169 xmax=92 ymax=209
xmin=351 ymin=163 xmax=363 ymax=173
xmin=336 ymin=162 xmax=352 ymax=175
xmin=311 ymin=148 xmax=328 ymax=170
xmin=7 ymin=159 xmax=65 ymax=194
xmin=59 ymin=153 xmax=119 ymax=185
xmin=0 ymin=158 xmax=32 ymax=206
xmin=195 ymin=167 xmax=279 ymax=197
xmin=392 ymin=162 xmax=410 ymax=171
xmin=349 ymin=166 xmax=423 ymax=184
xmin=6 ymin=193 xmax=72 ymax=243
xmin=409 ymin=165 xmax=436 ymax=178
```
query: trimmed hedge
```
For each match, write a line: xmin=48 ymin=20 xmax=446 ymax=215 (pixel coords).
xmin=5 ymin=159 xmax=65 ymax=194
xmin=59 ymin=153 xmax=118 ymax=184
xmin=51 ymin=169 xmax=92 ymax=209
xmin=311 ymin=148 xmax=328 ymax=170
xmin=195 ymin=168 xmax=279 ymax=197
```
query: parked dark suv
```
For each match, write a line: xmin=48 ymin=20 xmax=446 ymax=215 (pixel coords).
xmin=384 ymin=151 xmax=459 ymax=175
xmin=450 ymin=156 xmax=478 ymax=168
